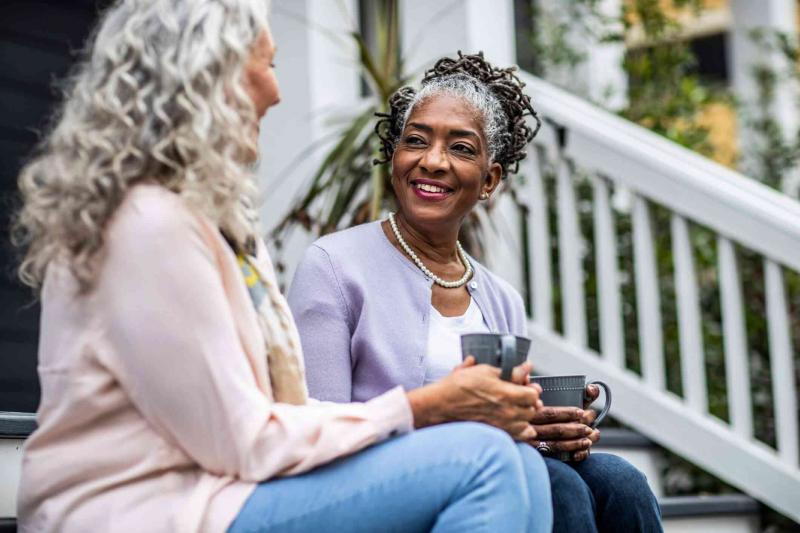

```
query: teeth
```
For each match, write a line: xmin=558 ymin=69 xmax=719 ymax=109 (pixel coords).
xmin=415 ymin=183 xmax=448 ymax=193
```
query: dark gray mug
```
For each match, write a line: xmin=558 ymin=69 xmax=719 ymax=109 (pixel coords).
xmin=530 ymin=375 xmax=612 ymax=461
xmin=530 ymin=375 xmax=612 ymax=427
xmin=460 ymin=333 xmax=531 ymax=381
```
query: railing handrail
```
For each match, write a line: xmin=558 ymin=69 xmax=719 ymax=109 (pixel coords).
xmin=519 ymin=72 xmax=800 ymax=272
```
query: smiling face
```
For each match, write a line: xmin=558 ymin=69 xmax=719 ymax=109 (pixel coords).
xmin=391 ymin=93 xmax=503 ymax=234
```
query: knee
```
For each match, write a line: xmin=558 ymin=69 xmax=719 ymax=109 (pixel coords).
xmin=441 ymin=422 xmax=529 ymax=496
xmin=581 ymin=453 xmax=655 ymax=503
xmin=546 ymin=458 xmax=594 ymax=505
xmin=442 ymin=422 xmax=517 ymax=457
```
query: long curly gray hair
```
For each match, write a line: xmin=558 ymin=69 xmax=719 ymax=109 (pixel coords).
xmin=13 ymin=0 xmax=270 ymax=291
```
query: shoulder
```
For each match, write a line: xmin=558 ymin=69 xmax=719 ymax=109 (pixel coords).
xmin=109 ymin=184 xmax=198 ymax=240
xmin=311 ymin=222 xmax=382 ymax=257
xmin=105 ymin=184 xmax=215 ymax=260
xmin=299 ymin=222 xmax=385 ymax=272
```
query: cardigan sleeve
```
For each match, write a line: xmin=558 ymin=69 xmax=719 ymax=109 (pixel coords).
xmin=287 ymin=244 xmax=355 ymax=402
xmin=96 ymin=191 xmax=412 ymax=483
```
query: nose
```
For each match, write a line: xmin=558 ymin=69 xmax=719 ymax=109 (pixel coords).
xmin=419 ymin=143 xmax=448 ymax=174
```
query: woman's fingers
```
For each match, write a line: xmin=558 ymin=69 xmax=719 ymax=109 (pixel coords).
xmin=501 ymin=381 xmax=541 ymax=409
xmin=510 ymin=362 xmax=533 ymax=385
xmin=548 ymin=437 xmax=593 ymax=453
xmin=580 ymin=409 xmax=598 ymax=426
xmin=511 ymin=423 xmax=537 ymax=441
xmin=530 ymin=406 xmax=584 ymax=424
xmin=455 ymin=356 xmax=476 ymax=371
xmin=571 ymin=450 xmax=590 ymax=462
xmin=583 ymin=384 xmax=600 ymax=409
xmin=532 ymin=422 xmax=591 ymax=440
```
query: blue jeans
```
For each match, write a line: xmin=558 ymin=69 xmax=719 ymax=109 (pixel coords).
xmin=545 ymin=453 xmax=663 ymax=533
xmin=229 ymin=422 xmax=553 ymax=533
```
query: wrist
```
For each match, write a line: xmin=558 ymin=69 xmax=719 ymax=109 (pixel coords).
xmin=406 ymin=382 xmax=449 ymax=429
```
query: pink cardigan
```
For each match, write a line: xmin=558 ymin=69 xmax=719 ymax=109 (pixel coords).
xmin=17 ymin=184 xmax=413 ymax=533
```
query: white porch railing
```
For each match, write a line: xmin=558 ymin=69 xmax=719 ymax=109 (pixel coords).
xmin=516 ymin=72 xmax=800 ymax=522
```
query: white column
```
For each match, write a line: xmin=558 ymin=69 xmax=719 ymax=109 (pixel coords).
xmin=400 ymin=0 xmax=526 ymax=294
xmin=400 ymin=0 xmax=516 ymax=74
xmin=258 ymin=0 xmax=360 ymax=286
xmin=536 ymin=0 xmax=627 ymax=110
xmin=730 ymin=0 xmax=800 ymax=195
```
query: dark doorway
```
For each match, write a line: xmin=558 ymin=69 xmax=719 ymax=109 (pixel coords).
xmin=0 ymin=1 xmax=112 ymax=412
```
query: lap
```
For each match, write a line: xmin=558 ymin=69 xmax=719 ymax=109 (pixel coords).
xmin=228 ymin=422 xmax=519 ymax=533
xmin=570 ymin=453 xmax=650 ymax=493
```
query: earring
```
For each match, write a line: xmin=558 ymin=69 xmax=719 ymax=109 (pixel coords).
xmin=480 ymin=192 xmax=489 ymax=200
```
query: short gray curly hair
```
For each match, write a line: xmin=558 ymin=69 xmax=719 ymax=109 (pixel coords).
xmin=374 ymin=51 xmax=541 ymax=177
xmin=403 ymin=73 xmax=510 ymax=162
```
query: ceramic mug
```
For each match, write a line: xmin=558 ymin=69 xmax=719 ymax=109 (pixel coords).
xmin=529 ymin=375 xmax=612 ymax=461
xmin=460 ymin=333 xmax=531 ymax=381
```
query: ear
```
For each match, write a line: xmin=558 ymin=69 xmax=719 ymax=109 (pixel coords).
xmin=482 ymin=162 xmax=503 ymax=198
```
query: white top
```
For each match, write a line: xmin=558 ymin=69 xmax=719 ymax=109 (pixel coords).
xmin=424 ymin=298 xmax=490 ymax=385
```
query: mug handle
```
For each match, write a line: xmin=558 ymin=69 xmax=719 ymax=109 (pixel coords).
xmin=499 ymin=335 xmax=516 ymax=381
xmin=588 ymin=380 xmax=612 ymax=428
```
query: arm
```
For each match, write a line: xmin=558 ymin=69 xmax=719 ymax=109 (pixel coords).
xmin=287 ymin=244 xmax=353 ymax=402
xmin=97 ymin=198 xmax=411 ymax=482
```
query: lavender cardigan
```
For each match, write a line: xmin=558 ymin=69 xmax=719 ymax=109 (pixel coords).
xmin=287 ymin=221 xmax=528 ymax=402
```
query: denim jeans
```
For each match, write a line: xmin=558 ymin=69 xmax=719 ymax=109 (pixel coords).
xmin=545 ymin=453 xmax=663 ymax=533
xmin=228 ymin=422 xmax=553 ymax=533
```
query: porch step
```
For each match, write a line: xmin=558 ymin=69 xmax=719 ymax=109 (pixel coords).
xmin=594 ymin=429 xmax=762 ymax=532
xmin=0 ymin=412 xmax=35 ymax=522
xmin=661 ymin=494 xmax=761 ymax=533
xmin=0 ymin=518 xmax=16 ymax=533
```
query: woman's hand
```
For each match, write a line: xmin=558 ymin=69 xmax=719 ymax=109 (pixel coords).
xmin=406 ymin=357 xmax=543 ymax=441
xmin=528 ymin=384 xmax=602 ymax=462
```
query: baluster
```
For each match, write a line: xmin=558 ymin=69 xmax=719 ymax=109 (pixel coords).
xmin=592 ymin=175 xmax=624 ymax=367
xmin=556 ymin=154 xmax=587 ymax=347
xmin=717 ymin=237 xmax=753 ymax=437
xmin=671 ymin=214 xmax=707 ymax=412
xmin=525 ymin=145 xmax=553 ymax=330
xmin=632 ymin=195 xmax=665 ymax=390
xmin=764 ymin=259 xmax=798 ymax=466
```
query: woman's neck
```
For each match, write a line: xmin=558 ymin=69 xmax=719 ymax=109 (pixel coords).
xmin=393 ymin=212 xmax=461 ymax=265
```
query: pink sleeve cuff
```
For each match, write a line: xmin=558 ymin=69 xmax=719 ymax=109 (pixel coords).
xmin=365 ymin=386 xmax=414 ymax=439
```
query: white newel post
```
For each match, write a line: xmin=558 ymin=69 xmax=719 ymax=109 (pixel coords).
xmin=258 ymin=0 xmax=360 ymax=287
xmin=730 ymin=0 xmax=800 ymax=197
xmin=400 ymin=0 xmax=525 ymax=294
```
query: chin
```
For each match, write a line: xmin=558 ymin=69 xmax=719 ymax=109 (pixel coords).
xmin=402 ymin=201 xmax=459 ymax=227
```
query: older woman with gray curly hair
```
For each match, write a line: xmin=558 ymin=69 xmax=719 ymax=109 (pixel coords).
xmin=289 ymin=52 xmax=663 ymax=533
xmin=12 ymin=2 xmax=553 ymax=532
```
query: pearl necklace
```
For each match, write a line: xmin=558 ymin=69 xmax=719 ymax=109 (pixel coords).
xmin=388 ymin=212 xmax=473 ymax=289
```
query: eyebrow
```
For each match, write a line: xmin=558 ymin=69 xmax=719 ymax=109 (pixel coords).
xmin=407 ymin=122 xmax=480 ymax=140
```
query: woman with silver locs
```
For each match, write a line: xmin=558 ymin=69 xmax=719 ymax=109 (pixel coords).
xmin=289 ymin=51 xmax=663 ymax=533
